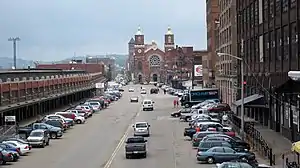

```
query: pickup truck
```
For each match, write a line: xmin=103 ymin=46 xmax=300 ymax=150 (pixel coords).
xmin=18 ymin=123 xmax=63 ymax=139
xmin=125 ymin=137 xmax=147 ymax=159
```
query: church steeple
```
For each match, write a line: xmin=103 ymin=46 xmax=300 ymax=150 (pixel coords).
xmin=136 ymin=26 xmax=143 ymax=35
xmin=164 ymin=26 xmax=175 ymax=51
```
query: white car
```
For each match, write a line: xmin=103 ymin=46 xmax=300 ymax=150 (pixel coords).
xmin=130 ymin=97 xmax=139 ymax=102
xmin=141 ymin=89 xmax=147 ymax=94
xmin=44 ymin=114 xmax=74 ymax=126
xmin=133 ymin=122 xmax=150 ymax=137
xmin=84 ymin=101 xmax=101 ymax=111
xmin=128 ymin=88 xmax=135 ymax=92
xmin=142 ymin=99 xmax=154 ymax=111
xmin=74 ymin=113 xmax=86 ymax=124
xmin=2 ymin=140 xmax=30 ymax=155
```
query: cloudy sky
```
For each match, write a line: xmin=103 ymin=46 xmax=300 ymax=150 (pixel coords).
xmin=0 ymin=0 xmax=207 ymax=61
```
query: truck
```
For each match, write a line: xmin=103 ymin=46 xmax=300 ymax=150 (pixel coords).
xmin=125 ymin=137 xmax=147 ymax=159
xmin=180 ymin=88 xmax=219 ymax=108
xmin=18 ymin=123 xmax=63 ymax=139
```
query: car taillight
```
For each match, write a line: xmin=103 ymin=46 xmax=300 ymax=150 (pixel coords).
xmin=193 ymin=138 xmax=197 ymax=142
xmin=16 ymin=148 xmax=20 ymax=152
xmin=7 ymin=153 xmax=11 ymax=157
xmin=24 ymin=146 xmax=28 ymax=149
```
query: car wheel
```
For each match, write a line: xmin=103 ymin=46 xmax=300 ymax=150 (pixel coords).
xmin=143 ymin=154 xmax=147 ymax=158
xmin=41 ymin=141 xmax=46 ymax=148
xmin=76 ymin=120 xmax=82 ymax=124
xmin=185 ymin=104 xmax=190 ymax=108
xmin=12 ymin=154 xmax=18 ymax=162
xmin=51 ymin=133 xmax=57 ymax=139
xmin=1 ymin=160 xmax=6 ymax=165
xmin=175 ymin=114 xmax=179 ymax=117
xmin=125 ymin=154 xmax=130 ymax=159
xmin=46 ymin=140 xmax=50 ymax=146
xmin=143 ymin=108 xmax=145 ymax=111
xmin=206 ymin=157 xmax=214 ymax=164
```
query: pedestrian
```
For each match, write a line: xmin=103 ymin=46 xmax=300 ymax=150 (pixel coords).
xmin=176 ymin=99 xmax=179 ymax=107
xmin=222 ymin=112 xmax=228 ymax=125
xmin=173 ymin=99 xmax=177 ymax=108
xmin=196 ymin=126 xmax=201 ymax=132
xmin=164 ymin=90 xmax=166 ymax=94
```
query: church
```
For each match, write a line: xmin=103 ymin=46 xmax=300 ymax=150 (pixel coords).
xmin=128 ymin=26 xmax=176 ymax=83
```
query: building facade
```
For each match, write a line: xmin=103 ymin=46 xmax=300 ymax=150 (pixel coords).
xmin=236 ymin=0 xmax=300 ymax=142
xmin=128 ymin=38 xmax=135 ymax=71
xmin=204 ymin=0 xmax=220 ymax=87
xmin=131 ymin=26 xmax=175 ymax=83
xmin=215 ymin=0 xmax=238 ymax=106
xmin=193 ymin=50 xmax=208 ymax=85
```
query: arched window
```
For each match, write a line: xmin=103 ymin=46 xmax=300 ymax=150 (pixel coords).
xmin=149 ymin=55 xmax=161 ymax=67
xmin=137 ymin=61 xmax=143 ymax=71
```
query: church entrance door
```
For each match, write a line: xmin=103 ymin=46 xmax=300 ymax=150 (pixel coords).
xmin=138 ymin=75 xmax=142 ymax=83
xmin=152 ymin=74 xmax=158 ymax=82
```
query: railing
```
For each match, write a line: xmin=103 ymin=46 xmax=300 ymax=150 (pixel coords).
xmin=0 ymin=125 xmax=17 ymax=141
xmin=229 ymin=114 xmax=276 ymax=166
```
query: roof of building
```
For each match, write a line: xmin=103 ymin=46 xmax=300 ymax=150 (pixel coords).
xmin=128 ymin=37 xmax=135 ymax=44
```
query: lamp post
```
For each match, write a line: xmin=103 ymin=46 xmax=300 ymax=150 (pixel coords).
xmin=217 ymin=52 xmax=245 ymax=140
xmin=8 ymin=37 xmax=21 ymax=69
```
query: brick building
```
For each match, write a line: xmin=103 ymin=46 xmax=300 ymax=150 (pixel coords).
xmin=235 ymin=0 xmax=299 ymax=142
xmin=127 ymin=38 xmax=135 ymax=71
xmin=215 ymin=0 xmax=238 ymax=106
xmin=203 ymin=0 xmax=220 ymax=87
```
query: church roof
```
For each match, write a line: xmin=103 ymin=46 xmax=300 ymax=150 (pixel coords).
xmin=128 ymin=37 xmax=135 ymax=44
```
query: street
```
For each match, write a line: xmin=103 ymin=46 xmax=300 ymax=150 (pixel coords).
xmin=10 ymin=85 xmax=207 ymax=168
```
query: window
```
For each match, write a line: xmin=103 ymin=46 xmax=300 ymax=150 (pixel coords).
xmin=291 ymin=0 xmax=296 ymax=8
xmin=264 ymin=33 xmax=269 ymax=62
xmin=283 ymin=26 xmax=289 ymax=60
xmin=263 ymin=0 xmax=269 ymax=21
xmin=212 ymin=147 xmax=225 ymax=153
xmin=275 ymin=0 xmax=281 ymax=15
xmin=270 ymin=31 xmax=275 ymax=61
xmin=282 ymin=0 xmax=288 ymax=12
xmin=224 ymin=147 xmax=235 ymax=153
xmin=270 ymin=0 xmax=274 ymax=18
xmin=276 ymin=29 xmax=282 ymax=60
xmin=149 ymin=55 xmax=161 ymax=67
xmin=291 ymin=23 xmax=298 ymax=59
xmin=137 ymin=61 xmax=143 ymax=71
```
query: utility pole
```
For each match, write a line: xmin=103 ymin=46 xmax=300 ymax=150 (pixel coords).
xmin=8 ymin=37 xmax=21 ymax=69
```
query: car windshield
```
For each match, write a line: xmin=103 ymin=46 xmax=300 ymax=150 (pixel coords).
xmin=144 ymin=101 xmax=151 ymax=104
xmin=89 ymin=102 xmax=99 ymax=105
xmin=30 ymin=132 xmax=43 ymax=137
xmin=221 ymin=162 xmax=253 ymax=168
xmin=135 ymin=123 xmax=147 ymax=128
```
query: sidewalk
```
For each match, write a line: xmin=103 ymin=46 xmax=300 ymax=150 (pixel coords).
xmin=254 ymin=125 xmax=296 ymax=168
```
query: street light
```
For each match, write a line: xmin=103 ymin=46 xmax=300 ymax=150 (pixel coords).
xmin=217 ymin=52 xmax=245 ymax=140
xmin=8 ymin=37 xmax=21 ymax=69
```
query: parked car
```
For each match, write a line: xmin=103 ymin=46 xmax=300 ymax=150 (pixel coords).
xmin=171 ymin=108 xmax=191 ymax=117
xmin=43 ymin=114 xmax=74 ymax=127
xmin=84 ymin=101 xmax=101 ymax=111
xmin=150 ymin=88 xmax=159 ymax=94
xmin=75 ymin=105 xmax=93 ymax=117
xmin=0 ymin=146 xmax=19 ymax=161
xmin=55 ymin=112 xmax=85 ymax=124
xmin=125 ymin=137 xmax=147 ymax=159
xmin=0 ymin=149 xmax=13 ymax=165
xmin=1 ymin=140 xmax=31 ymax=155
xmin=18 ymin=122 xmax=62 ymax=139
xmin=192 ymin=131 xmax=223 ymax=147
xmin=201 ymin=134 xmax=250 ymax=150
xmin=67 ymin=109 xmax=89 ymax=119
xmin=44 ymin=119 xmax=65 ymax=131
xmin=196 ymin=147 xmax=255 ymax=164
xmin=27 ymin=129 xmax=50 ymax=148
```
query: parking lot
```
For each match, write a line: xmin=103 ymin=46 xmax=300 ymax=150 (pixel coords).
xmin=6 ymin=84 xmax=229 ymax=168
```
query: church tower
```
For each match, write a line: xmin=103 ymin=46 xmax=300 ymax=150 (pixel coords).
xmin=164 ymin=26 xmax=175 ymax=51
xmin=134 ymin=26 xmax=145 ymax=82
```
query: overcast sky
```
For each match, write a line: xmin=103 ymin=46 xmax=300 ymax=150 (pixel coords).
xmin=0 ymin=0 xmax=207 ymax=61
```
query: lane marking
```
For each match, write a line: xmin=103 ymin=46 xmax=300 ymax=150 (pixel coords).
xmin=103 ymin=92 xmax=143 ymax=168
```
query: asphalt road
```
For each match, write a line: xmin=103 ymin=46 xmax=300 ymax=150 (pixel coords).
xmin=10 ymin=85 xmax=209 ymax=168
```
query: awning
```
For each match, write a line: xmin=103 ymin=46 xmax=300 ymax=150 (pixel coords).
xmin=233 ymin=94 xmax=264 ymax=107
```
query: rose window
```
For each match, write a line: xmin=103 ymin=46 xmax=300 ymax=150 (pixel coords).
xmin=149 ymin=55 xmax=161 ymax=67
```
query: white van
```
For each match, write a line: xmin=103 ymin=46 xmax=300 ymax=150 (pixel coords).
xmin=142 ymin=99 xmax=154 ymax=111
